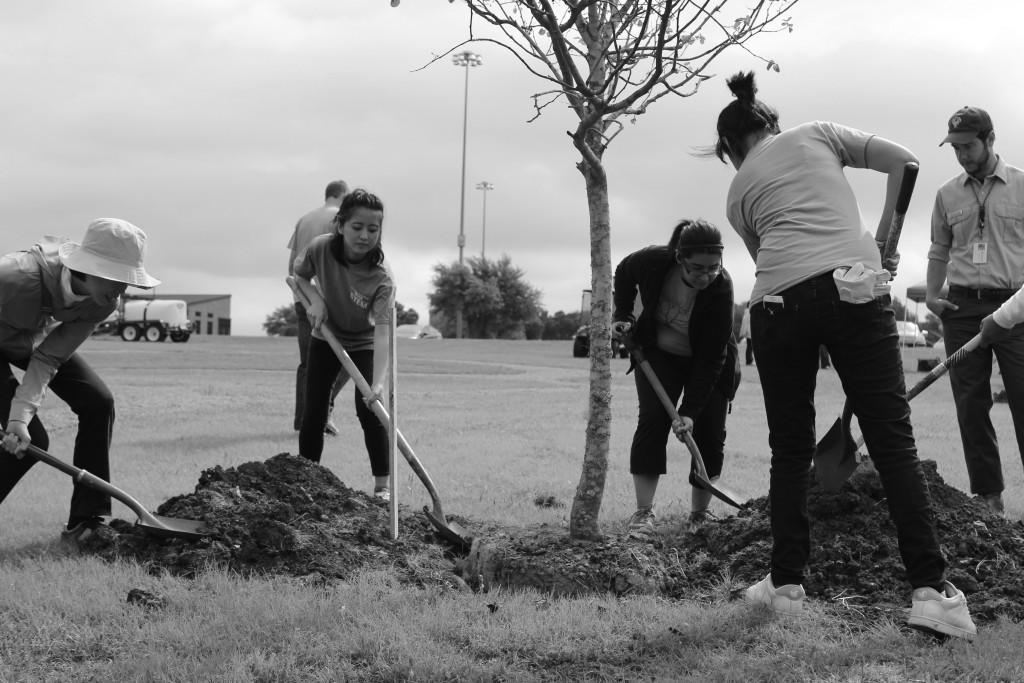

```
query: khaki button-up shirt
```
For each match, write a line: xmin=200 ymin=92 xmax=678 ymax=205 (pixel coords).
xmin=929 ymin=156 xmax=1024 ymax=289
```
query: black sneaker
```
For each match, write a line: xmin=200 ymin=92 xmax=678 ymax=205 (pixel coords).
xmin=60 ymin=517 xmax=107 ymax=550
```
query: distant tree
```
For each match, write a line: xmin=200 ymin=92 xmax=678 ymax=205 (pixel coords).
xmin=265 ymin=300 xmax=419 ymax=336
xmin=429 ymin=255 xmax=543 ymax=338
xmin=542 ymin=310 xmax=585 ymax=340
xmin=263 ymin=304 xmax=298 ymax=337
xmin=396 ymin=302 xmax=420 ymax=325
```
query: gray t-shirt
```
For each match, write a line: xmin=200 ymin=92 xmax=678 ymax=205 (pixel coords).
xmin=726 ymin=121 xmax=881 ymax=304
xmin=287 ymin=204 xmax=339 ymax=301
xmin=294 ymin=234 xmax=395 ymax=352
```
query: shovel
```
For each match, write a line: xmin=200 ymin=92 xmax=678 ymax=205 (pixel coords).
xmin=2 ymin=435 xmax=208 ymax=540
xmin=813 ymin=161 xmax=919 ymax=486
xmin=814 ymin=332 xmax=982 ymax=490
xmin=287 ymin=277 xmax=471 ymax=548
xmin=618 ymin=335 xmax=745 ymax=509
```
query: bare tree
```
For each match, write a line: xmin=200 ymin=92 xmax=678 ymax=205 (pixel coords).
xmin=404 ymin=0 xmax=797 ymax=539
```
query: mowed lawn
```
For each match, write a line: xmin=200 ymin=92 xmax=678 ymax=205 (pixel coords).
xmin=3 ymin=333 xmax=1020 ymax=548
xmin=3 ymin=334 xmax=1024 ymax=681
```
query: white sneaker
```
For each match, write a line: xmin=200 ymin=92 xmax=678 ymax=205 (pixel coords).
xmin=908 ymin=581 xmax=977 ymax=640
xmin=745 ymin=574 xmax=805 ymax=616
xmin=373 ymin=487 xmax=391 ymax=503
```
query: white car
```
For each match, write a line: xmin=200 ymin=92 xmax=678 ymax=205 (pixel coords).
xmin=895 ymin=321 xmax=929 ymax=347
xmin=395 ymin=324 xmax=443 ymax=340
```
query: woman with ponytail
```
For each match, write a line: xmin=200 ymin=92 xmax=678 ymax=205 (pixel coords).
xmin=712 ymin=71 xmax=976 ymax=639
xmin=612 ymin=219 xmax=740 ymax=539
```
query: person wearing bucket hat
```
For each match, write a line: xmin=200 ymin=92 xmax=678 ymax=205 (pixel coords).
xmin=0 ymin=218 xmax=159 ymax=548
xmin=927 ymin=106 xmax=1024 ymax=518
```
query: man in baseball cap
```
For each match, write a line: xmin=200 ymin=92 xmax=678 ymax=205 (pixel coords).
xmin=928 ymin=105 xmax=1024 ymax=518
xmin=0 ymin=219 xmax=159 ymax=548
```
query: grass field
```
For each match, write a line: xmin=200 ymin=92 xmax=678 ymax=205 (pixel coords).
xmin=2 ymin=335 xmax=1022 ymax=681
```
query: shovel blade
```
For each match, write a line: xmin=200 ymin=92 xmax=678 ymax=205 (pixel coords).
xmin=691 ymin=472 xmax=745 ymax=509
xmin=135 ymin=514 xmax=209 ymax=541
xmin=813 ymin=417 xmax=859 ymax=491
xmin=423 ymin=506 xmax=471 ymax=549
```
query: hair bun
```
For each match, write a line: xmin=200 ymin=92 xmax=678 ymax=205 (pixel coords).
xmin=726 ymin=71 xmax=757 ymax=103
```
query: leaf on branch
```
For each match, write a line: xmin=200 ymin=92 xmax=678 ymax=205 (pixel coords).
xmin=766 ymin=60 xmax=780 ymax=73
xmin=732 ymin=17 xmax=749 ymax=33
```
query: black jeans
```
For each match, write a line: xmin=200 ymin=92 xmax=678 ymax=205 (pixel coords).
xmin=751 ymin=272 xmax=944 ymax=590
xmin=0 ymin=354 xmax=115 ymax=527
xmin=941 ymin=294 xmax=1024 ymax=496
xmin=630 ymin=346 xmax=728 ymax=481
xmin=294 ymin=301 xmax=345 ymax=431
xmin=298 ymin=337 xmax=388 ymax=477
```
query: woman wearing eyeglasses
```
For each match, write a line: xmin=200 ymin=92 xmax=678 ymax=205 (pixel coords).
xmin=612 ymin=218 xmax=740 ymax=539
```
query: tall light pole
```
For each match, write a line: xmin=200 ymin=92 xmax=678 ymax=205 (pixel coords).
xmin=452 ymin=50 xmax=482 ymax=339
xmin=476 ymin=181 xmax=494 ymax=259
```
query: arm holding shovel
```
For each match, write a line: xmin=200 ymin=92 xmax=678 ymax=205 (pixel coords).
xmin=980 ymin=285 xmax=1024 ymax=348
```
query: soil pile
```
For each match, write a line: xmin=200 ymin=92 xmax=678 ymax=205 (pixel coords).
xmin=87 ymin=454 xmax=465 ymax=589
xmin=463 ymin=460 xmax=1024 ymax=624
xmin=79 ymin=454 xmax=1022 ymax=624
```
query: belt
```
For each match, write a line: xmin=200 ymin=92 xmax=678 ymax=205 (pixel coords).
xmin=948 ymin=285 xmax=1017 ymax=301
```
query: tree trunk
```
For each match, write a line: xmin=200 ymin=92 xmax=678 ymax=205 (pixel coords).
xmin=569 ymin=155 xmax=612 ymax=540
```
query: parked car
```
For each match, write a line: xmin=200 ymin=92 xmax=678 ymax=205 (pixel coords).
xmin=573 ymin=326 xmax=629 ymax=358
xmin=395 ymin=324 xmax=443 ymax=340
xmin=895 ymin=321 xmax=929 ymax=347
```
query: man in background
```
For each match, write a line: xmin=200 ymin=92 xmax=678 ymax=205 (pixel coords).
xmin=288 ymin=180 xmax=349 ymax=435
xmin=926 ymin=106 xmax=1024 ymax=517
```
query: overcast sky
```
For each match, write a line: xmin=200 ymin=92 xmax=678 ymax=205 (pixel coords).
xmin=2 ymin=1 xmax=1020 ymax=335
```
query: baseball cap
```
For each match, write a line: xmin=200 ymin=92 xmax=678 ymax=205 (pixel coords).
xmin=940 ymin=106 xmax=993 ymax=146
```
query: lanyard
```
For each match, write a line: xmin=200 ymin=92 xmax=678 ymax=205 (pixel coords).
xmin=971 ymin=180 xmax=995 ymax=239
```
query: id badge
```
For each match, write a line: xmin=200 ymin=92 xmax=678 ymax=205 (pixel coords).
xmin=973 ymin=242 xmax=988 ymax=264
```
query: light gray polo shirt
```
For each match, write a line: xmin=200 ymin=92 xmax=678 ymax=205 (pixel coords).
xmin=726 ymin=121 xmax=881 ymax=304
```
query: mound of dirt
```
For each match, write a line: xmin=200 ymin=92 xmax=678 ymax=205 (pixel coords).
xmin=462 ymin=460 xmax=1024 ymax=624
xmin=78 ymin=454 xmax=1022 ymax=625
xmin=86 ymin=454 xmax=466 ymax=589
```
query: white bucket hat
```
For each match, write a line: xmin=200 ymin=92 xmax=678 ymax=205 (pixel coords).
xmin=59 ymin=218 xmax=161 ymax=288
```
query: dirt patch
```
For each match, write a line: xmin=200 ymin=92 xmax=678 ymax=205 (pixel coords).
xmin=79 ymin=454 xmax=1022 ymax=624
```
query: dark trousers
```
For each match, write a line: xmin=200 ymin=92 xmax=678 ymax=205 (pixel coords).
xmin=941 ymin=295 xmax=1024 ymax=495
xmin=298 ymin=337 xmax=388 ymax=476
xmin=0 ymin=354 xmax=115 ymax=527
xmin=294 ymin=301 xmax=344 ymax=430
xmin=630 ymin=346 xmax=728 ymax=481
xmin=751 ymin=273 xmax=944 ymax=590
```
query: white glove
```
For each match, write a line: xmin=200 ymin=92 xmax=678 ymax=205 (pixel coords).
xmin=833 ymin=263 xmax=891 ymax=304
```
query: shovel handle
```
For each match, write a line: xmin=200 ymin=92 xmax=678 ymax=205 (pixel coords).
xmin=879 ymin=162 xmax=919 ymax=262
xmin=906 ymin=332 xmax=981 ymax=402
xmin=2 ymin=433 xmax=171 ymax=531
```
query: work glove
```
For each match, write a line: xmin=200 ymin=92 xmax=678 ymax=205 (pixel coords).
xmin=1 ymin=421 xmax=31 ymax=457
xmin=979 ymin=314 xmax=1013 ymax=349
xmin=833 ymin=262 xmax=891 ymax=304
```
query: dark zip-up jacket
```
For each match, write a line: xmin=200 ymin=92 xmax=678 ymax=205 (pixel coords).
xmin=613 ymin=245 xmax=739 ymax=419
